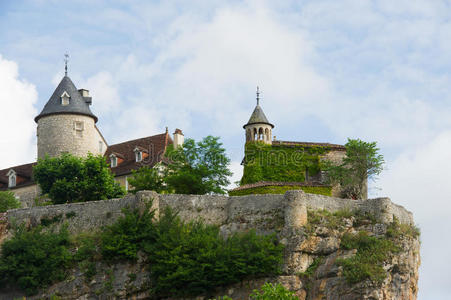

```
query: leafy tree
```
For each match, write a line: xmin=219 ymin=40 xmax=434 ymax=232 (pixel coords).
xmin=0 ymin=191 xmax=21 ymax=212
xmin=324 ymin=138 xmax=384 ymax=199
xmin=127 ymin=166 xmax=166 ymax=194
xmin=164 ymin=136 xmax=232 ymax=194
xmin=33 ymin=153 xmax=125 ymax=204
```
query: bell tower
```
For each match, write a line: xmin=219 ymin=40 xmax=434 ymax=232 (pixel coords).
xmin=243 ymin=87 xmax=274 ymax=144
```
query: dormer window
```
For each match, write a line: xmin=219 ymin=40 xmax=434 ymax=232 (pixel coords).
xmin=61 ymin=91 xmax=70 ymax=106
xmin=7 ymin=169 xmax=16 ymax=188
xmin=110 ymin=154 xmax=117 ymax=167
xmin=134 ymin=147 xmax=143 ymax=162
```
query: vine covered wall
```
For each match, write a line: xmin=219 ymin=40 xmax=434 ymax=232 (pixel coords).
xmin=240 ymin=142 xmax=330 ymax=185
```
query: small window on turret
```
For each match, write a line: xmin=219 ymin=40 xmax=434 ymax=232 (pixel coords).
xmin=61 ymin=91 xmax=70 ymax=106
xmin=74 ymin=121 xmax=84 ymax=137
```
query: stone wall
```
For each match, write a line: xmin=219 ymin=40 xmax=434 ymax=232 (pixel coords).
xmin=37 ymin=114 xmax=104 ymax=159
xmin=5 ymin=191 xmax=414 ymax=237
xmin=10 ymin=184 xmax=40 ymax=208
xmin=2 ymin=191 xmax=419 ymax=300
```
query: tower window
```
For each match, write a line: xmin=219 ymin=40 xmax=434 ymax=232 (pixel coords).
xmin=61 ymin=91 xmax=70 ymax=106
xmin=74 ymin=121 xmax=84 ymax=137
xmin=99 ymin=141 xmax=103 ymax=153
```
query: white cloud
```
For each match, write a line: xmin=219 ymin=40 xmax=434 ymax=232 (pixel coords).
xmin=379 ymin=131 xmax=451 ymax=299
xmin=80 ymin=71 xmax=120 ymax=114
xmin=0 ymin=55 xmax=37 ymax=168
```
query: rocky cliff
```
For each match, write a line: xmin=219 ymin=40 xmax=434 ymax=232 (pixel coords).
xmin=0 ymin=191 xmax=420 ymax=300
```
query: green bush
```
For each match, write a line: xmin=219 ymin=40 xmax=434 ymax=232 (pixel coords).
xmin=229 ymin=185 xmax=332 ymax=197
xmin=101 ymin=206 xmax=156 ymax=261
xmin=0 ymin=191 xmax=21 ymax=212
xmin=386 ymin=217 xmax=420 ymax=239
xmin=101 ymin=205 xmax=284 ymax=298
xmin=0 ymin=225 xmax=72 ymax=295
xmin=337 ymin=231 xmax=399 ymax=284
xmin=33 ymin=153 xmax=125 ymax=204
xmin=250 ymin=282 xmax=299 ymax=300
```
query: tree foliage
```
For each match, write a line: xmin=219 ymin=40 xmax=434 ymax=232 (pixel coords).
xmin=100 ymin=205 xmax=284 ymax=298
xmin=163 ymin=136 xmax=232 ymax=194
xmin=0 ymin=191 xmax=21 ymax=212
xmin=33 ymin=153 xmax=125 ymax=204
xmin=325 ymin=138 xmax=384 ymax=199
xmin=127 ymin=166 xmax=166 ymax=194
xmin=0 ymin=225 xmax=72 ymax=295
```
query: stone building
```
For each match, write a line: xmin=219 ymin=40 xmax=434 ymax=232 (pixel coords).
xmin=229 ymin=88 xmax=360 ymax=198
xmin=0 ymin=74 xmax=184 ymax=206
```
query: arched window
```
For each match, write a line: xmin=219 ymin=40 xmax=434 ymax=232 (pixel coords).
xmin=264 ymin=128 xmax=269 ymax=141
xmin=258 ymin=127 xmax=264 ymax=140
xmin=253 ymin=128 xmax=258 ymax=141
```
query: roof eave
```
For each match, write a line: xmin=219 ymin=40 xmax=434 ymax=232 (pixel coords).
xmin=243 ymin=121 xmax=274 ymax=129
xmin=35 ymin=111 xmax=98 ymax=123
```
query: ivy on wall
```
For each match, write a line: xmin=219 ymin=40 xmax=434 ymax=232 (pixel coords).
xmin=229 ymin=185 xmax=332 ymax=197
xmin=240 ymin=142 xmax=330 ymax=185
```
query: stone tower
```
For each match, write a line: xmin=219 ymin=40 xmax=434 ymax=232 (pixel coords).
xmin=35 ymin=75 xmax=107 ymax=159
xmin=243 ymin=87 xmax=274 ymax=144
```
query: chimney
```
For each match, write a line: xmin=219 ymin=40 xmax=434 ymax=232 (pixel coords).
xmin=173 ymin=128 xmax=184 ymax=148
xmin=79 ymin=89 xmax=92 ymax=105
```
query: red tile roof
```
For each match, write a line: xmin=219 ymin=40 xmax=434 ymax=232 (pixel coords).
xmin=0 ymin=162 xmax=36 ymax=190
xmin=105 ymin=132 xmax=172 ymax=176
xmin=0 ymin=131 xmax=173 ymax=190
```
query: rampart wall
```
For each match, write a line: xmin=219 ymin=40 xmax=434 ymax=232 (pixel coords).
xmin=5 ymin=190 xmax=413 ymax=237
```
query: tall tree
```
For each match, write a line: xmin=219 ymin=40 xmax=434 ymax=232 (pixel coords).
xmin=33 ymin=153 xmax=125 ymax=204
xmin=164 ymin=136 xmax=232 ymax=195
xmin=325 ymin=138 xmax=384 ymax=199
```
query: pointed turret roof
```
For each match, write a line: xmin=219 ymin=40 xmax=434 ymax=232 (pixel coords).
xmin=35 ymin=76 xmax=98 ymax=123
xmin=243 ymin=104 xmax=274 ymax=128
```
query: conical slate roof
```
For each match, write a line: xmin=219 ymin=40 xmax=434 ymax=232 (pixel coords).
xmin=35 ymin=76 xmax=98 ymax=123
xmin=243 ymin=105 xmax=274 ymax=128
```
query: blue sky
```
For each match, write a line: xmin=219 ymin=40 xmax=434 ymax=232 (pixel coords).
xmin=1 ymin=1 xmax=450 ymax=298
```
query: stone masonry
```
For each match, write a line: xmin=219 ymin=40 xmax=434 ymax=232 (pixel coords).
xmin=1 ymin=191 xmax=420 ymax=299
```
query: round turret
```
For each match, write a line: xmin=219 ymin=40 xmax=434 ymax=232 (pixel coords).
xmin=36 ymin=76 xmax=106 ymax=159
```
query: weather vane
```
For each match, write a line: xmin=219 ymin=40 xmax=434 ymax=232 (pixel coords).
xmin=256 ymin=86 xmax=260 ymax=105
xmin=64 ymin=53 xmax=69 ymax=76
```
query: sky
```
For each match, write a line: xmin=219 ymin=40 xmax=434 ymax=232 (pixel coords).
xmin=0 ymin=0 xmax=450 ymax=298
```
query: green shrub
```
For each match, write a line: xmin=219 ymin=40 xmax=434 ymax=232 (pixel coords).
xmin=250 ymin=282 xmax=299 ymax=300
xmin=0 ymin=225 xmax=72 ymax=295
xmin=146 ymin=207 xmax=284 ymax=297
xmin=101 ymin=205 xmax=284 ymax=298
xmin=229 ymin=185 xmax=332 ymax=196
xmin=386 ymin=217 xmax=420 ymax=239
xmin=101 ymin=206 xmax=156 ymax=261
xmin=0 ymin=191 xmax=21 ymax=212
xmin=337 ymin=231 xmax=399 ymax=284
